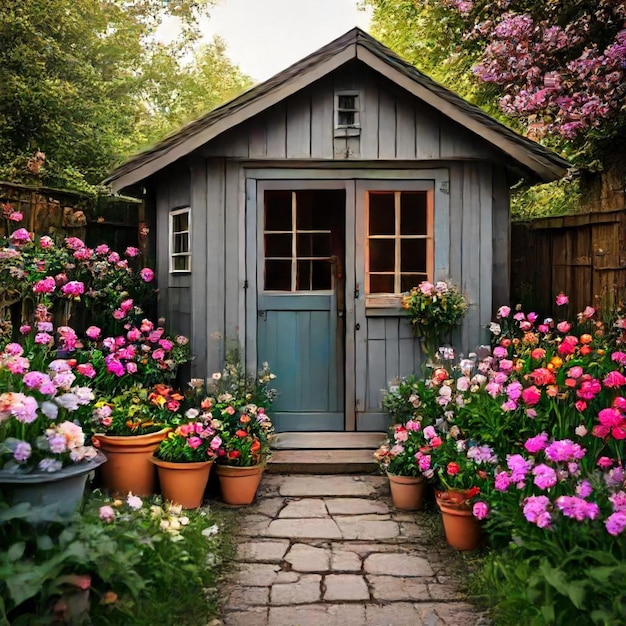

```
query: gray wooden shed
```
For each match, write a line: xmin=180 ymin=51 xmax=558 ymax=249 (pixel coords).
xmin=105 ymin=28 xmax=568 ymax=432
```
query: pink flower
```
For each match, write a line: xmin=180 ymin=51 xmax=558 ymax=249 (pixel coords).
xmin=568 ymin=366 xmax=583 ymax=379
xmin=99 ymin=506 xmax=116 ymax=523
xmin=35 ymin=332 xmax=52 ymax=345
xmin=555 ymin=292 xmax=569 ymax=306
xmin=532 ymin=464 xmax=557 ymax=489
xmin=604 ymin=371 xmax=626 ymax=389
xmin=523 ymin=495 xmax=552 ymax=528
xmin=95 ymin=244 xmax=110 ymax=255
xmin=125 ymin=246 xmax=139 ymax=257
xmin=9 ymin=211 xmax=23 ymax=222
xmin=159 ymin=339 xmax=173 ymax=351
xmin=473 ymin=502 xmax=489 ymax=520
xmin=106 ymin=359 xmax=125 ymax=377
xmin=19 ymin=324 xmax=31 ymax=335
xmin=497 ymin=306 xmax=511 ymax=318
xmin=126 ymin=362 xmax=138 ymax=374
xmin=525 ymin=432 xmax=549 ymax=454
xmin=612 ymin=352 xmax=626 ymax=366
xmin=577 ymin=379 xmax=601 ymax=400
xmin=545 ymin=439 xmax=585 ymax=462
xmin=120 ymin=299 xmax=134 ymax=312
xmin=606 ymin=512 xmax=626 ymax=536
xmin=39 ymin=236 xmax=54 ymax=248
xmin=140 ymin=268 xmax=154 ymax=282
xmin=555 ymin=496 xmax=599 ymax=521
xmin=575 ymin=400 xmax=587 ymax=412
xmin=33 ymin=277 xmax=56 ymax=293
xmin=65 ymin=237 xmax=85 ymax=250
xmin=493 ymin=346 xmax=507 ymax=358
xmin=521 ymin=385 xmax=541 ymax=406
xmin=507 ymin=454 xmax=531 ymax=482
xmin=10 ymin=228 xmax=31 ymax=244
xmin=495 ymin=471 xmax=511 ymax=491
xmin=152 ymin=348 xmax=165 ymax=361
xmin=86 ymin=326 xmax=101 ymax=340
xmin=593 ymin=408 xmax=626 ymax=440
xmin=187 ymin=436 xmax=203 ymax=450
xmin=5 ymin=343 xmax=23 ymax=356
xmin=108 ymin=252 xmax=120 ymax=263
xmin=598 ymin=456 xmax=614 ymax=469
xmin=113 ymin=309 xmax=125 ymax=320
xmin=77 ymin=363 xmax=96 ymax=378
xmin=580 ymin=306 xmax=595 ymax=320
xmin=61 ymin=281 xmax=85 ymax=297
xmin=419 ymin=281 xmax=434 ymax=295
xmin=127 ymin=328 xmax=142 ymax=342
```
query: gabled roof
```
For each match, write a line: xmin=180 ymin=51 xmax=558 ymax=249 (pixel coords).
xmin=104 ymin=28 xmax=569 ymax=191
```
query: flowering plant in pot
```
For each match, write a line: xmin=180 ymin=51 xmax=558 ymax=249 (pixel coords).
xmin=90 ymin=385 xmax=183 ymax=497
xmin=150 ymin=410 xmax=224 ymax=508
xmin=401 ymin=280 xmax=468 ymax=360
xmin=0 ymin=311 xmax=104 ymax=517
xmin=374 ymin=420 xmax=431 ymax=510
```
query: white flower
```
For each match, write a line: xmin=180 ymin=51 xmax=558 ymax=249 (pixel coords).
xmin=40 ymin=401 xmax=59 ymax=420
xmin=211 ymin=372 xmax=222 ymax=381
xmin=169 ymin=503 xmax=183 ymax=515
xmin=159 ymin=520 xmax=170 ymax=530
xmin=179 ymin=516 xmax=190 ymax=526
xmin=575 ymin=425 xmax=588 ymax=437
xmin=489 ymin=322 xmax=501 ymax=336
xmin=202 ymin=524 xmax=219 ymax=537
xmin=185 ymin=408 xmax=199 ymax=419
xmin=126 ymin=493 xmax=142 ymax=510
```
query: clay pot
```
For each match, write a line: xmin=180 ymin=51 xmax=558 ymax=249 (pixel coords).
xmin=387 ymin=473 xmax=426 ymax=511
xmin=215 ymin=463 xmax=265 ymax=505
xmin=149 ymin=458 xmax=213 ymax=509
xmin=92 ymin=429 xmax=171 ymax=496
xmin=435 ymin=491 xmax=482 ymax=551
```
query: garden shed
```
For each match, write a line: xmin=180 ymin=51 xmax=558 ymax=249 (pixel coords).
xmin=104 ymin=28 xmax=568 ymax=433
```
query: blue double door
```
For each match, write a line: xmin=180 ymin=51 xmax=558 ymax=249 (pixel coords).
xmin=256 ymin=182 xmax=348 ymax=431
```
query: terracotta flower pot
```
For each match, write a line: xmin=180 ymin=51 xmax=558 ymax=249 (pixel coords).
xmin=215 ymin=462 xmax=265 ymax=505
xmin=92 ymin=428 xmax=171 ymax=496
xmin=387 ymin=473 xmax=426 ymax=511
xmin=435 ymin=490 xmax=482 ymax=551
xmin=149 ymin=457 xmax=213 ymax=509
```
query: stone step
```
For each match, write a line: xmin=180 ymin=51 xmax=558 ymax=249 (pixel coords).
xmin=270 ymin=431 xmax=385 ymax=450
xmin=266 ymin=449 xmax=379 ymax=474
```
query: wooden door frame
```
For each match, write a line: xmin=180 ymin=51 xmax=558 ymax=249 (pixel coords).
xmin=244 ymin=167 xmax=450 ymax=431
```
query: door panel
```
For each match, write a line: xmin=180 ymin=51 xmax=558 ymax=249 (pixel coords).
xmin=257 ymin=184 xmax=345 ymax=432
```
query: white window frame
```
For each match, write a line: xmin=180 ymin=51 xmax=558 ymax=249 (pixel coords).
xmin=334 ymin=90 xmax=361 ymax=137
xmin=169 ymin=207 xmax=191 ymax=273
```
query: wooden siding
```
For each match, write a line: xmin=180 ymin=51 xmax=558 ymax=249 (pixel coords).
xmin=203 ymin=65 xmax=494 ymax=163
xmin=155 ymin=166 xmax=192 ymax=348
xmin=511 ymin=210 xmax=626 ymax=317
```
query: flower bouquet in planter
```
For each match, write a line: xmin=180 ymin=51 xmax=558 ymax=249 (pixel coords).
xmin=401 ymin=280 xmax=468 ymax=362
xmin=90 ymin=385 xmax=184 ymax=497
xmin=374 ymin=420 xmax=430 ymax=510
xmin=0 ymin=311 xmax=105 ymax=518
xmin=150 ymin=408 xmax=224 ymax=509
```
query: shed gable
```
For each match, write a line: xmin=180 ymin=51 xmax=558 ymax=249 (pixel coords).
xmin=201 ymin=63 xmax=494 ymax=162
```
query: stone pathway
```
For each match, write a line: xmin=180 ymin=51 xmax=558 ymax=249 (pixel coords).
xmin=221 ymin=474 xmax=489 ymax=626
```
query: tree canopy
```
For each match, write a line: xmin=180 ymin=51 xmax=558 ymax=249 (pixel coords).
xmin=363 ymin=0 xmax=626 ymax=166
xmin=0 ymin=0 xmax=251 ymax=191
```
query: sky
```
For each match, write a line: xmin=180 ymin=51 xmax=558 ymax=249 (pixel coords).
xmin=160 ymin=0 xmax=372 ymax=83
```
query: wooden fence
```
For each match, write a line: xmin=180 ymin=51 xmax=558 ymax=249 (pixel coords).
xmin=511 ymin=208 xmax=626 ymax=318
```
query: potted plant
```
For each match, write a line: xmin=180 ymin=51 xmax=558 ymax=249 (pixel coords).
xmin=0 ymin=312 xmax=105 ymax=519
xmin=427 ymin=432 xmax=498 ymax=550
xmin=374 ymin=420 xmax=430 ymax=510
xmin=91 ymin=385 xmax=182 ymax=496
xmin=149 ymin=411 xmax=223 ymax=508
xmin=401 ymin=280 xmax=468 ymax=362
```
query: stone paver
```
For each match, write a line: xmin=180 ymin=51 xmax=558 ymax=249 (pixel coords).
xmin=278 ymin=498 xmax=328 ymax=518
xmin=223 ymin=473 xmax=487 ymax=626
xmin=323 ymin=574 xmax=370 ymax=601
xmin=364 ymin=552 xmax=434 ymax=577
xmin=284 ymin=543 xmax=330 ymax=572
xmin=270 ymin=574 xmax=321 ymax=605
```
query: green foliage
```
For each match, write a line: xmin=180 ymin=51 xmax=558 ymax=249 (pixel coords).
xmin=0 ymin=492 xmax=236 ymax=626
xmin=511 ymin=179 xmax=582 ymax=221
xmin=0 ymin=0 xmax=251 ymax=190
xmin=382 ymin=374 xmax=444 ymax=426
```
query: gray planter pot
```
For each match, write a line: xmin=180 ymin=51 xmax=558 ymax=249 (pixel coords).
xmin=0 ymin=452 xmax=107 ymax=520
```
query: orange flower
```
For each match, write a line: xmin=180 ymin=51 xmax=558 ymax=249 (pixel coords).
xmin=200 ymin=397 xmax=212 ymax=410
xmin=235 ymin=429 xmax=248 ymax=438
xmin=250 ymin=439 xmax=261 ymax=453
xmin=239 ymin=415 xmax=251 ymax=424
xmin=580 ymin=333 xmax=593 ymax=344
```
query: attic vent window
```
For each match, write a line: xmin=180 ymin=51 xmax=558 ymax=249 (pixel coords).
xmin=334 ymin=91 xmax=360 ymax=137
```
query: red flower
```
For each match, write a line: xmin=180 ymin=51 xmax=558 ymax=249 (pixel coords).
xmin=235 ymin=429 xmax=248 ymax=438
xmin=227 ymin=450 xmax=241 ymax=459
xmin=446 ymin=462 xmax=460 ymax=475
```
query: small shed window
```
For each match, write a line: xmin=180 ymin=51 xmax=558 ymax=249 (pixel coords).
xmin=169 ymin=207 xmax=191 ymax=273
xmin=366 ymin=190 xmax=433 ymax=306
xmin=334 ymin=91 xmax=360 ymax=135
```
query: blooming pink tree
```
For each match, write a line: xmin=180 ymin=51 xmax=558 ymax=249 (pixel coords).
xmin=444 ymin=0 xmax=626 ymax=152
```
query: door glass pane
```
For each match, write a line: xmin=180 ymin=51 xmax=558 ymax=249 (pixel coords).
xmin=296 ymin=260 xmax=311 ymax=290
xmin=296 ymin=191 xmax=333 ymax=230
xmin=369 ymin=193 xmax=395 ymax=235
xmin=369 ymin=239 xmax=395 ymax=272
xmin=311 ymin=260 xmax=332 ymax=290
xmin=297 ymin=233 xmax=331 ymax=258
xmin=265 ymin=233 xmax=292 ymax=258
xmin=401 ymin=273 xmax=428 ymax=292
xmin=401 ymin=239 xmax=427 ymax=272
xmin=400 ymin=192 xmax=427 ymax=235
xmin=265 ymin=260 xmax=291 ymax=291
xmin=265 ymin=191 xmax=292 ymax=231
xmin=369 ymin=274 xmax=394 ymax=294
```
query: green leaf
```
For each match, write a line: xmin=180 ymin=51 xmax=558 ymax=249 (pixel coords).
xmin=36 ymin=535 xmax=54 ymax=551
xmin=7 ymin=542 xmax=25 ymax=562
xmin=539 ymin=561 xmax=587 ymax=609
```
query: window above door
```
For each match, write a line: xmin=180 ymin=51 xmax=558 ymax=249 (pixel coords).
xmin=365 ymin=189 xmax=433 ymax=307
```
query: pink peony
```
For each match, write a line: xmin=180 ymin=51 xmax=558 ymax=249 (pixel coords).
xmin=39 ymin=236 xmax=54 ymax=248
xmin=187 ymin=436 xmax=203 ymax=450
xmin=603 ymin=370 xmax=626 ymax=389
xmin=86 ymin=326 xmax=101 ymax=340
xmin=555 ymin=292 xmax=569 ymax=306
xmin=99 ymin=505 xmax=116 ymax=523
xmin=65 ymin=237 xmax=85 ymax=250
xmin=140 ymin=268 xmax=154 ymax=282
xmin=77 ymin=363 xmax=96 ymax=378
xmin=497 ymin=305 xmax=511 ymax=318
xmin=525 ymin=432 xmax=549 ymax=454
xmin=532 ymin=464 xmax=557 ymax=489
xmin=472 ymin=502 xmax=489 ymax=520
xmin=521 ymin=385 xmax=541 ymax=406
xmin=61 ymin=281 xmax=85 ymax=297
xmin=125 ymin=246 xmax=139 ymax=257
xmin=126 ymin=362 xmax=138 ymax=374
xmin=10 ymin=228 xmax=31 ymax=244
xmin=33 ymin=277 xmax=56 ymax=293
